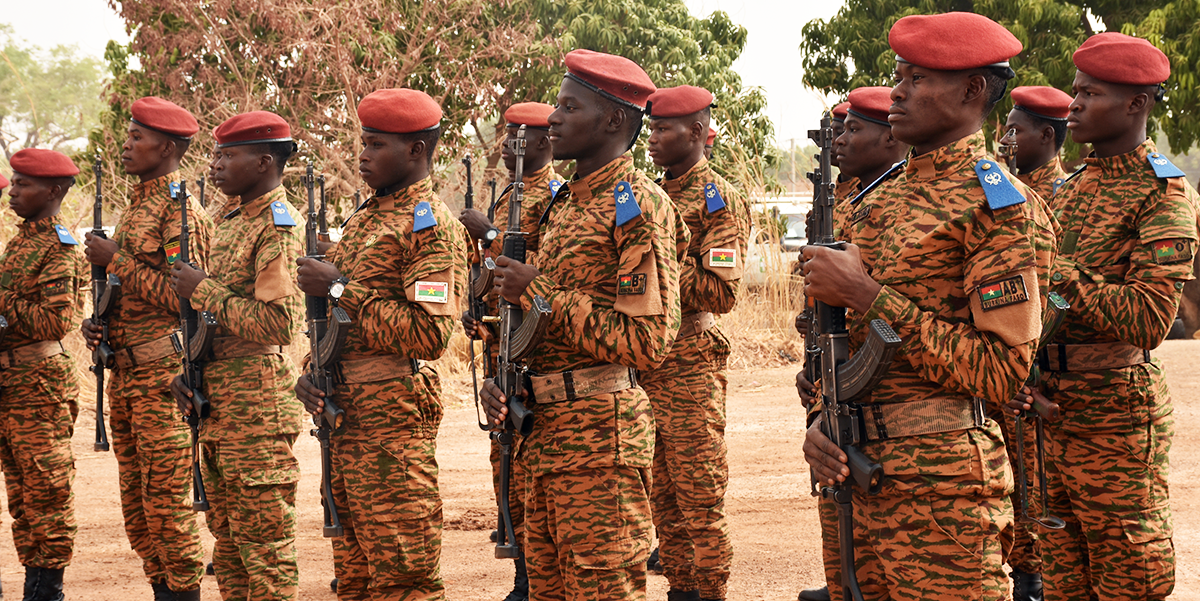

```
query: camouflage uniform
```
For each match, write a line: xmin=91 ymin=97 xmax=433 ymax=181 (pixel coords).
xmin=107 ymin=172 xmax=210 ymax=591
xmin=0 ymin=217 xmax=86 ymax=569
xmin=190 ymin=187 xmax=307 ymax=600
xmin=520 ymin=154 xmax=681 ymax=600
xmin=641 ymin=157 xmax=748 ymax=599
xmin=1038 ymin=140 xmax=1198 ymax=601
xmin=833 ymin=176 xmax=861 ymax=205
xmin=324 ymin=176 xmax=466 ymax=601
xmin=820 ymin=132 xmax=1054 ymax=600
xmin=1016 ymin=159 xmax=1069 ymax=207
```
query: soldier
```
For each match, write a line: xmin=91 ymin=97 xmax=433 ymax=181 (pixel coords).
xmin=458 ymin=101 xmax=561 ymax=601
xmin=802 ymin=12 xmax=1054 ymax=600
xmin=81 ymin=96 xmax=210 ymax=601
xmin=640 ymin=84 xmax=748 ymax=601
xmin=168 ymin=111 xmax=307 ymax=601
xmin=998 ymin=86 xmax=1072 ymax=203
xmin=1010 ymin=33 xmax=1198 ymax=601
xmin=478 ymin=49 xmax=682 ymax=600
xmin=0 ymin=149 xmax=87 ymax=601
xmin=293 ymin=88 xmax=467 ymax=601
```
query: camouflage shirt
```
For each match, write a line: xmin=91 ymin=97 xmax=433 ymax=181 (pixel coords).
xmin=488 ymin=162 xmax=562 ymax=263
xmin=109 ymin=172 xmax=213 ymax=348
xmin=834 ymin=176 xmax=862 ymax=204
xmin=0 ymin=217 xmax=86 ymax=390
xmin=329 ymin=177 xmax=467 ymax=361
xmin=1017 ymin=158 xmax=1068 ymax=205
xmin=191 ymin=186 xmax=306 ymax=439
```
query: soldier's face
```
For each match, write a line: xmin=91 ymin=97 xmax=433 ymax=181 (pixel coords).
xmin=121 ymin=123 xmax=172 ymax=177
xmin=6 ymin=173 xmax=57 ymax=221
xmin=646 ymin=117 xmax=694 ymax=170
xmin=1067 ymin=70 xmax=1137 ymax=147
xmin=358 ymin=131 xmax=410 ymax=190
xmin=209 ymin=144 xmax=264 ymax=198
xmin=1000 ymin=109 xmax=1050 ymax=173
xmin=830 ymin=120 xmax=845 ymax=167
xmin=834 ymin=116 xmax=893 ymax=180
xmin=548 ymin=77 xmax=607 ymax=162
xmin=888 ymin=62 xmax=967 ymax=152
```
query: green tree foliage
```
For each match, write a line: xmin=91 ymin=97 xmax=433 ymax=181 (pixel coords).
xmin=800 ymin=1 xmax=1200 ymax=158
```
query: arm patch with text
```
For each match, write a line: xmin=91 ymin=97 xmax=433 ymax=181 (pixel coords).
xmin=978 ymin=274 xmax=1028 ymax=312
xmin=1150 ymin=238 xmax=1194 ymax=265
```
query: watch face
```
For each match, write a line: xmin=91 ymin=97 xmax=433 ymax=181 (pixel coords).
xmin=486 ymin=228 xmax=499 ymax=241
xmin=330 ymin=282 xmax=345 ymax=298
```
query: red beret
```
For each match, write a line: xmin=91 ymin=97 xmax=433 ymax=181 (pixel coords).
xmin=130 ymin=96 xmax=199 ymax=139
xmin=1010 ymin=86 xmax=1073 ymax=120
xmin=846 ymin=87 xmax=893 ymax=126
xmin=706 ymin=127 xmax=717 ymax=145
xmin=831 ymin=101 xmax=850 ymax=122
xmin=647 ymin=85 xmax=715 ymax=119
xmin=0 ymin=173 xmax=8 ymax=189
xmin=358 ymin=89 xmax=442 ymax=134
xmin=1073 ymin=32 xmax=1170 ymax=86
xmin=505 ymin=103 xmax=555 ymax=128
xmin=213 ymin=111 xmax=292 ymax=147
xmin=10 ymin=148 xmax=80 ymax=178
xmin=564 ymin=49 xmax=656 ymax=111
xmin=889 ymin=12 xmax=1022 ymax=71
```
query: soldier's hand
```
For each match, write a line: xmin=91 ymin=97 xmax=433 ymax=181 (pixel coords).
xmin=795 ymin=371 xmax=817 ymax=407
xmin=171 ymin=262 xmax=206 ymax=299
xmin=804 ymin=418 xmax=850 ymax=487
xmin=458 ymin=208 xmax=496 ymax=242
xmin=295 ymin=256 xmax=342 ymax=297
xmin=461 ymin=310 xmax=491 ymax=342
xmin=170 ymin=375 xmax=193 ymax=416
xmin=1009 ymin=385 xmax=1060 ymax=421
xmin=800 ymin=243 xmax=881 ymax=314
xmin=294 ymin=374 xmax=326 ymax=416
xmin=80 ymin=318 xmax=103 ymax=351
xmin=795 ymin=312 xmax=810 ymax=335
xmin=83 ymin=232 xmax=119 ymax=267
xmin=493 ymin=255 xmax=539 ymax=304
xmin=479 ymin=378 xmax=508 ymax=427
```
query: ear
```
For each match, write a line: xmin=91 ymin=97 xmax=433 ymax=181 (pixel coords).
xmin=162 ymin=139 xmax=177 ymax=159
xmin=606 ymin=106 xmax=627 ymax=134
xmin=883 ymin=131 xmax=898 ymax=149
xmin=1129 ymin=92 xmax=1150 ymax=115
xmin=963 ymin=73 xmax=988 ymax=106
xmin=409 ymin=139 xmax=427 ymax=163
xmin=259 ymin=153 xmax=275 ymax=174
xmin=536 ymin=131 xmax=553 ymax=151
xmin=1040 ymin=125 xmax=1056 ymax=145
xmin=690 ymin=120 xmax=705 ymax=143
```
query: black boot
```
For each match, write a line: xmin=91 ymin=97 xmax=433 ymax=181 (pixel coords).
xmin=23 ymin=567 xmax=65 ymax=601
xmin=667 ymin=590 xmax=700 ymax=601
xmin=1012 ymin=571 xmax=1044 ymax=601
xmin=797 ymin=585 xmax=832 ymax=601
xmin=503 ymin=551 xmax=529 ymax=601
xmin=331 ymin=578 xmax=339 ymax=593
xmin=151 ymin=580 xmax=174 ymax=601
xmin=173 ymin=587 xmax=200 ymax=601
xmin=647 ymin=547 xmax=663 ymax=574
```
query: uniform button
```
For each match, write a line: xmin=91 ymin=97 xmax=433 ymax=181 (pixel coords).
xmin=1052 ymin=272 xmax=1063 ymax=282
xmin=1176 ymin=281 xmax=1185 ymax=290
xmin=981 ymin=162 xmax=992 ymax=170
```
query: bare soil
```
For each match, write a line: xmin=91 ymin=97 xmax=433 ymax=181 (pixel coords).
xmin=2 ymin=341 xmax=1198 ymax=600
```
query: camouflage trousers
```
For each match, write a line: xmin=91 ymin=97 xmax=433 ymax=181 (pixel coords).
xmin=110 ymin=358 xmax=205 ymax=591
xmin=0 ymin=389 xmax=78 ymax=568
xmin=202 ymin=435 xmax=300 ymax=601
xmin=524 ymin=465 xmax=653 ymax=601
xmin=641 ymin=352 xmax=732 ymax=599
xmin=992 ymin=408 xmax=1041 ymax=575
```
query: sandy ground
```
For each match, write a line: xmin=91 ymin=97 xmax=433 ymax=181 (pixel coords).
xmin=0 ymin=341 xmax=1197 ymax=600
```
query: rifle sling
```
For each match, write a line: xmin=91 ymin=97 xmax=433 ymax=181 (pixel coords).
xmin=113 ymin=334 xmax=180 ymax=370
xmin=0 ymin=340 xmax=65 ymax=370
xmin=529 ymin=363 xmax=637 ymax=404
xmin=857 ymin=396 xmax=986 ymax=442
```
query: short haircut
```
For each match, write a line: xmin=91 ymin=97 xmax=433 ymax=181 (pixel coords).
xmin=598 ymin=95 xmax=645 ymax=148
xmin=400 ymin=127 xmax=441 ymax=164
xmin=244 ymin=140 xmax=297 ymax=175
xmin=980 ymin=66 xmax=1014 ymax=112
xmin=1024 ymin=113 xmax=1068 ymax=150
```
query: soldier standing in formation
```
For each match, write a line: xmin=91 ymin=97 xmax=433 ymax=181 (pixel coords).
xmin=642 ymin=84 xmax=750 ymax=601
xmin=0 ymin=149 xmax=87 ymax=601
xmin=999 ymin=86 xmax=1073 ymax=202
xmin=82 ymin=96 xmax=211 ymax=601
xmin=169 ymin=111 xmax=308 ymax=601
xmin=294 ymin=88 xmax=467 ymax=601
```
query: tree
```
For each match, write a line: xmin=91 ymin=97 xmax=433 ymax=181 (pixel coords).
xmin=800 ymin=1 xmax=1200 ymax=158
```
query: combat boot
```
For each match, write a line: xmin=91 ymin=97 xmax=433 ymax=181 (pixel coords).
xmin=1012 ymin=571 xmax=1044 ymax=601
xmin=503 ymin=552 xmax=529 ymax=601
xmin=23 ymin=566 xmax=65 ymax=601
xmin=797 ymin=585 xmax=832 ymax=601
xmin=647 ymin=547 xmax=663 ymax=574
xmin=667 ymin=590 xmax=700 ymax=601
xmin=151 ymin=580 xmax=174 ymax=601
xmin=173 ymin=587 xmax=201 ymax=601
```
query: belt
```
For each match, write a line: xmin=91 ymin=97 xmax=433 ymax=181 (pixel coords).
xmin=529 ymin=363 xmax=638 ymax=404
xmin=114 ymin=334 xmax=180 ymax=370
xmin=858 ymin=396 xmax=986 ymax=441
xmin=677 ymin=311 xmax=716 ymax=340
xmin=1038 ymin=342 xmax=1150 ymax=372
xmin=339 ymin=355 xmax=419 ymax=384
xmin=210 ymin=337 xmax=283 ymax=360
xmin=0 ymin=340 xmax=65 ymax=370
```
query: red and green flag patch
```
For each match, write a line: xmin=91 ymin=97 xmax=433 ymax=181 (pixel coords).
xmin=164 ymin=240 xmax=181 ymax=266
xmin=415 ymin=281 xmax=449 ymax=303
xmin=979 ymin=274 xmax=1028 ymax=312
xmin=618 ymin=273 xmax=647 ymax=295
xmin=1151 ymin=239 xmax=1193 ymax=265
xmin=709 ymin=248 xmax=737 ymax=268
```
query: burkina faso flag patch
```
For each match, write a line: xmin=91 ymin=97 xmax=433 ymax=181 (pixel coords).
xmin=709 ymin=248 xmax=736 ymax=267
xmin=415 ymin=281 xmax=448 ymax=303
xmin=1151 ymin=239 xmax=1193 ymax=265
xmin=979 ymin=275 xmax=1028 ymax=312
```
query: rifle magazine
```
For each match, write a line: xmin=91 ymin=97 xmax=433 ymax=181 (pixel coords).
xmin=509 ymin=295 xmax=551 ymax=362
xmin=471 ymin=261 xmax=495 ymax=299
xmin=95 ymin=274 xmax=121 ymax=317
xmin=187 ymin=312 xmax=219 ymax=362
xmin=836 ymin=319 xmax=901 ymax=402
xmin=316 ymin=307 xmax=352 ymax=369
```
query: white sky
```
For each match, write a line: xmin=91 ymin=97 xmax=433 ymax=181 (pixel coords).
xmin=3 ymin=0 xmax=844 ymax=148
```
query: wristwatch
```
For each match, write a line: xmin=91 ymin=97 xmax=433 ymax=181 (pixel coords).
xmin=329 ymin=276 xmax=349 ymax=299
xmin=482 ymin=226 xmax=501 ymax=247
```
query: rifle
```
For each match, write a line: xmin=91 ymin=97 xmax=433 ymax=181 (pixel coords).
xmin=197 ymin=176 xmax=207 ymax=208
xmin=463 ymin=155 xmax=494 ymax=429
xmin=303 ymin=163 xmax=349 ymax=538
xmin=90 ymin=156 xmax=119 ymax=452
xmin=173 ymin=181 xmax=217 ymax=512
xmin=481 ymin=125 xmax=551 ymax=560
xmin=806 ymin=112 xmax=903 ymax=601
xmin=1014 ymin=291 xmax=1068 ymax=531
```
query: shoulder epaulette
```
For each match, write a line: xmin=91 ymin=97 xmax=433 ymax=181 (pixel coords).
xmin=849 ymin=160 xmax=906 ymax=206
xmin=614 ymin=180 xmax=642 ymax=226
xmin=1051 ymin=177 xmax=1067 ymax=197
xmin=973 ymin=159 xmax=1025 ymax=210
xmin=704 ymin=182 xmax=726 ymax=213
xmin=549 ymin=179 xmax=563 ymax=196
xmin=413 ymin=200 xmax=437 ymax=232
xmin=53 ymin=224 xmax=78 ymax=245
xmin=1147 ymin=152 xmax=1186 ymax=179
xmin=270 ymin=200 xmax=296 ymax=227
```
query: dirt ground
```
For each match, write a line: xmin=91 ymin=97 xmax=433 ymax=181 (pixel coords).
xmin=0 ymin=342 xmax=1198 ymax=600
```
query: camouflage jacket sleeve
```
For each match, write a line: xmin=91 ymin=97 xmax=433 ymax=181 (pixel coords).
xmin=681 ymin=180 xmax=748 ymax=315
xmin=0 ymin=239 xmax=85 ymax=341
xmin=110 ymin=198 xmax=212 ymax=316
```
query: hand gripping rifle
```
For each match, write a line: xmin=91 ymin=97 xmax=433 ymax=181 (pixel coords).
xmin=91 ymin=157 xmax=119 ymax=452
xmin=806 ymin=112 xmax=903 ymax=601
xmin=304 ymin=163 xmax=349 ymax=537
xmin=173 ymin=181 xmax=217 ymax=511
xmin=480 ymin=125 xmax=551 ymax=559
xmin=1014 ymin=291 xmax=1068 ymax=531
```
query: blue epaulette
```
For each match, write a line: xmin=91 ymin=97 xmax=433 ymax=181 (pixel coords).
xmin=614 ymin=181 xmax=642 ymax=226
xmin=1051 ymin=177 xmax=1067 ymax=197
xmin=270 ymin=200 xmax=296 ymax=226
xmin=704 ymin=182 xmax=726 ymax=213
xmin=53 ymin=224 xmax=78 ymax=245
xmin=413 ymin=201 xmax=438 ymax=232
xmin=549 ymin=179 xmax=563 ymax=196
xmin=1148 ymin=152 xmax=1186 ymax=178
xmin=974 ymin=160 xmax=1026 ymax=210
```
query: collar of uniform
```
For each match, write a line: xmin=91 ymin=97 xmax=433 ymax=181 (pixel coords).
xmin=1023 ymin=158 xmax=1064 ymax=186
xmin=524 ymin=162 xmax=554 ymax=186
xmin=905 ymin=130 xmax=986 ymax=180
xmin=131 ymin=172 xmax=177 ymax=205
xmin=237 ymin=185 xmax=287 ymax=219
xmin=834 ymin=176 xmax=862 ymax=202
xmin=16 ymin=216 xmax=57 ymax=236
xmin=372 ymin=176 xmax=434 ymax=211
xmin=1084 ymin=138 xmax=1154 ymax=177
xmin=661 ymin=156 xmax=710 ymax=195
xmin=567 ymin=153 xmax=634 ymax=202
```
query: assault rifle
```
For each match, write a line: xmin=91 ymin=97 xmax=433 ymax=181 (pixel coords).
xmin=1014 ymin=292 xmax=1068 ymax=531
xmin=173 ymin=181 xmax=217 ymax=512
xmin=463 ymin=155 xmax=495 ymax=429
xmin=481 ymin=126 xmax=551 ymax=559
xmin=91 ymin=156 xmax=119 ymax=452
xmin=805 ymin=112 xmax=902 ymax=601
xmin=304 ymin=163 xmax=348 ymax=538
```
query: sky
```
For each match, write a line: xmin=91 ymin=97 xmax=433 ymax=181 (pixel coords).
xmin=3 ymin=0 xmax=845 ymax=149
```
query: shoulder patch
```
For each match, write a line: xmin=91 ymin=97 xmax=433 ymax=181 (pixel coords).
xmin=1051 ymin=177 xmax=1066 ymax=197
xmin=978 ymin=274 xmax=1029 ymax=311
xmin=270 ymin=200 xmax=296 ymax=227
xmin=413 ymin=201 xmax=438 ymax=232
xmin=169 ymin=181 xmax=181 ymax=198
xmin=164 ymin=240 xmax=181 ymax=266
xmin=549 ymin=179 xmax=562 ymax=196
xmin=1148 ymin=152 xmax=1186 ymax=179
xmin=53 ymin=224 xmax=78 ymax=245
xmin=1150 ymin=238 xmax=1194 ymax=265
xmin=974 ymin=160 xmax=1026 ymax=210
xmin=614 ymin=181 xmax=642 ymax=227
xmin=704 ymin=182 xmax=726 ymax=213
